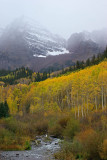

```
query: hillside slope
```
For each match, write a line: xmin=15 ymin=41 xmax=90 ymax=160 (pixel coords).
xmin=0 ymin=60 xmax=106 ymax=116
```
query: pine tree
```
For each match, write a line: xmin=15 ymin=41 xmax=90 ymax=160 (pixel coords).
xmin=86 ymin=58 xmax=91 ymax=66
xmin=35 ymin=72 xmax=41 ymax=82
xmin=42 ymin=72 xmax=47 ymax=80
xmin=80 ymin=61 xmax=85 ymax=69
xmin=0 ymin=101 xmax=9 ymax=118
xmin=91 ymin=55 xmax=96 ymax=65
xmin=4 ymin=101 xmax=9 ymax=117
xmin=76 ymin=61 xmax=80 ymax=69
xmin=69 ymin=66 xmax=72 ymax=72
xmin=0 ymin=102 xmax=5 ymax=118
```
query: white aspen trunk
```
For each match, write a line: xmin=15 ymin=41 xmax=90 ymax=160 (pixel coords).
xmin=41 ymin=94 xmax=44 ymax=110
xmin=60 ymin=92 xmax=63 ymax=111
xmin=71 ymin=92 xmax=74 ymax=109
xmin=70 ymin=88 xmax=72 ymax=105
xmin=84 ymin=97 xmax=86 ymax=117
xmin=73 ymin=100 xmax=76 ymax=119
xmin=104 ymin=90 xmax=106 ymax=108
xmin=75 ymin=107 xmax=76 ymax=119
xmin=77 ymin=92 xmax=79 ymax=118
xmin=66 ymin=90 xmax=70 ymax=109
xmin=82 ymin=95 xmax=84 ymax=118
xmin=95 ymin=96 xmax=97 ymax=111
xmin=87 ymin=95 xmax=89 ymax=115
xmin=102 ymin=86 xmax=104 ymax=110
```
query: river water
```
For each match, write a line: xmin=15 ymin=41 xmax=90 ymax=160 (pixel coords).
xmin=0 ymin=136 xmax=61 ymax=160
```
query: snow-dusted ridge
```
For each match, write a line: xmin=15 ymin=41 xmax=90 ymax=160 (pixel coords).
xmin=0 ymin=16 xmax=68 ymax=60
xmin=7 ymin=16 xmax=67 ymax=57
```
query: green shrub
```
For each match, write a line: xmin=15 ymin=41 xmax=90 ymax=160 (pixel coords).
xmin=4 ymin=117 xmax=27 ymax=135
xmin=54 ymin=141 xmax=76 ymax=160
xmin=35 ymin=119 xmax=48 ymax=134
xmin=63 ymin=118 xmax=80 ymax=139
xmin=58 ymin=116 xmax=69 ymax=128
xmin=76 ymin=129 xmax=104 ymax=160
xmin=49 ymin=124 xmax=63 ymax=138
xmin=0 ymin=126 xmax=30 ymax=150
xmin=0 ymin=128 xmax=13 ymax=145
xmin=99 ymin=139 xmax=107 ymax=160
xmin=25 ymin=141 xmax=31 ymax=150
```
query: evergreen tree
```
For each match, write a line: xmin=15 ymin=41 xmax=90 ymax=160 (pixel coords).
xmin=0 ymin=102 xmax=5 ymax=118
xmin=76 ymin=61 xmax=80 ymax=69
xmin=42 ymin=72 xmax=47 ymax=80
xmin=48 ymin=71 xmax=50 ymax=78
xmin=86 ymin=58 xmax=91 ymax=66
xmin=4 ymin=101 xmax=9 ymax=117
xmin=0 ymin=101 xmax=9 ymax=118
xmin=91 ymin=55 xmax=96 ymax=65
xmin=80 ymin=61 xmax=85 ymax=69
xmin=69 ymin=66 xmax=72 ymax=71
xmin=62 ymin=68 xmax=65 ymax=74
xmin=35 ymin=72 xmax=41 ymax=82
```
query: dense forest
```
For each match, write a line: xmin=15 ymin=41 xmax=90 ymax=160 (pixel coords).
xmin=0 ymin=54 xmax=107 ymax=160
xmin=0 ymin=67 xmax=33 ymax=85
xmin=0 ymin=59 xmax=105 ymax=116
xmin=0 ymin=67 xmax=50 ymax=85
xmin=52 ymin=47 xmax=107 ymax=77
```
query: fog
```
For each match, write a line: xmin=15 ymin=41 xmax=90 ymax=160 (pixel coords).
xmin=0 ymin=0 xmax=107 ymax=38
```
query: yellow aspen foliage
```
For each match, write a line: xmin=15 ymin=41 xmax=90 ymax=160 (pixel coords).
xmin=2 ymin=60 xmax=107 ymax=116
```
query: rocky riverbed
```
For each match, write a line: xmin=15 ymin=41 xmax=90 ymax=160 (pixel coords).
xmin=0 ymin=135 xmax=61 ymax=160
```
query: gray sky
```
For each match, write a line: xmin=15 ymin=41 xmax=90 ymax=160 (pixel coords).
xmin=0 ymin=0 xmax=107 ymax=38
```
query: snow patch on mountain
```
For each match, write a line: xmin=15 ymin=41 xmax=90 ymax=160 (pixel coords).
xmin=47 ymin=48 xmax=69 ymax=56
xmin=33 ymin=48 xmax=69 ymax=57
xmin=34 ymin=54 xmax=46 ymax=58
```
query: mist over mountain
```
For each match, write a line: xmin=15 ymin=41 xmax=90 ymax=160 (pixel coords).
xmin=0 ymin=16 xmax=67 ymax=57
xmin=0 ymin=17 xmax=70 ymax=71
xmin=91 ymin=29 xmax=107 ymax=48
xmin=67 ymin=29 xmax=107 ymax=57
xmin=0 ymin=28 xmax=4 ymax=37
xmin=0 ymin=16 xmax=107 ymax=71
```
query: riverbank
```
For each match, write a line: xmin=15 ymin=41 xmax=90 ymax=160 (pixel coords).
xmin=0 ymin=135 xmax=61 ymax=160
xmin=0 ymin=110 xmax=107 ymax=160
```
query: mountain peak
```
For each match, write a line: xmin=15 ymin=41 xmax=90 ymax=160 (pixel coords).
xmin=0 ymin=16 xmax=67 ymax=56
xmin=0 ymin=16 xmax=69 ymax=70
